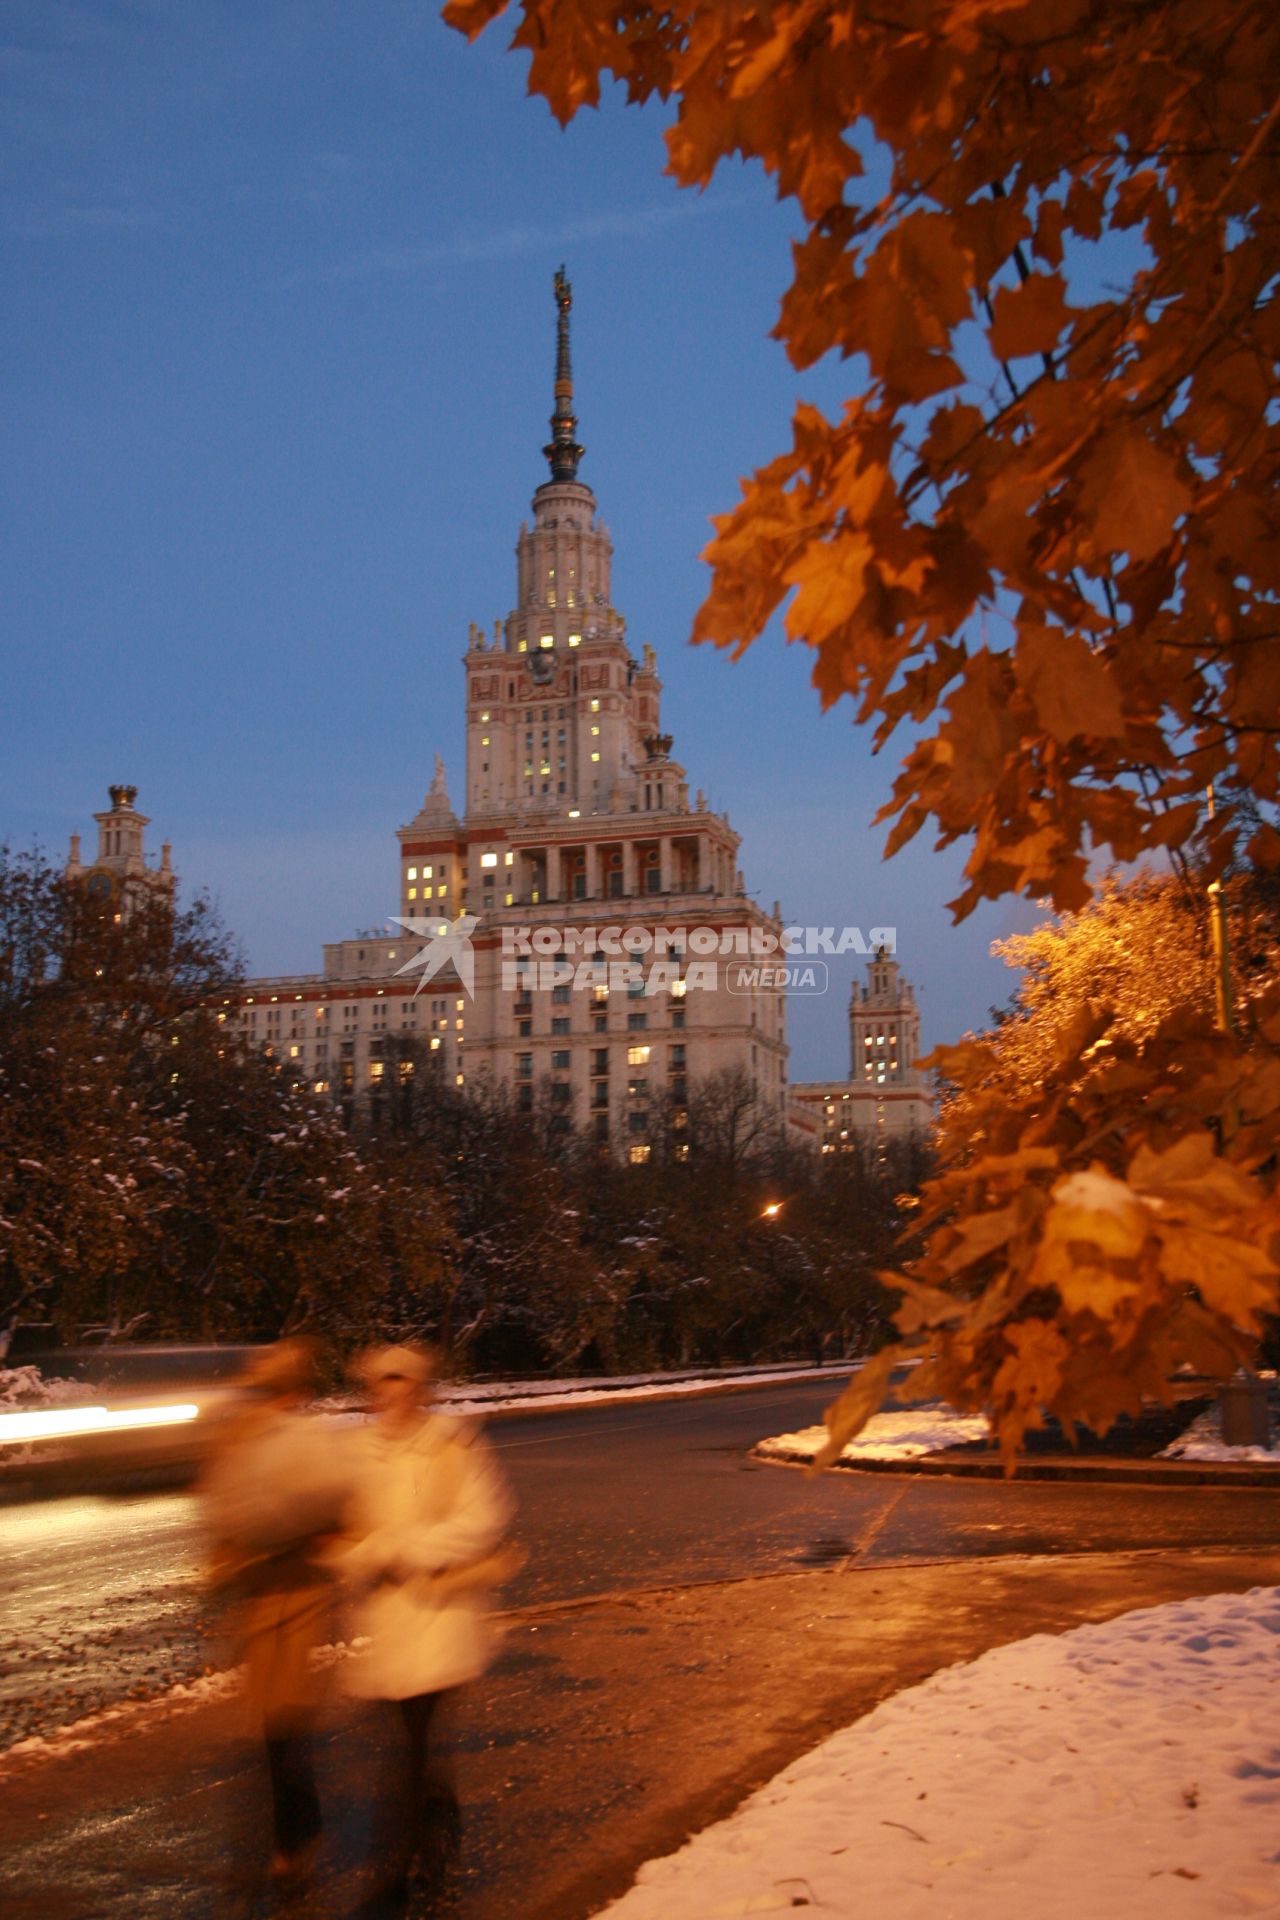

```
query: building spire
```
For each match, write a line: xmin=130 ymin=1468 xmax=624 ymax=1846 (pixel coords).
xmin=543 ymin=265 xmax=584 ymax=483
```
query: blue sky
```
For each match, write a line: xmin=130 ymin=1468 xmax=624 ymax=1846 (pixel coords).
xmin=1 ymin=1 xmax=1039 ymax=1077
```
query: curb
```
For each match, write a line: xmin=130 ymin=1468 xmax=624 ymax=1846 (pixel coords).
xmin=755 ymin=1444 xmax=1280 ymax=1489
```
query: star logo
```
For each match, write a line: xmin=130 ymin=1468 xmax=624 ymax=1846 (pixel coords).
xmin=389 ymin=913 xmax=479 ymax=999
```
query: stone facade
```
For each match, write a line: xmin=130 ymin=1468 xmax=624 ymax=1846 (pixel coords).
xmin=789 ymin=949 xmax=933 ymax=1149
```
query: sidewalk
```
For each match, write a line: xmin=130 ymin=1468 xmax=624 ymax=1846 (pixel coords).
xmin=3 ymin=1547 xmax=1278 ymax=1920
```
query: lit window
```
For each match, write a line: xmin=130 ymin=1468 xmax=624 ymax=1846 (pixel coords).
xmin=627 ymin=1045 xmax=650 ymax=1066
xmin=438 ymin=884 xmax=447 ymax=898
xmin=628 ymin=1144 xmax=651 ymax=1165
xmin=407 ymin=866 xmax=417 ymax=880
xmin=481 ymin=710 xmax=490 ymax=722
xmin=408 ymin=886 xmax=417 ymax=900
xmin=517 ymin=639 xmax=527 ymax=652
xmin=590 ymin=699 xmax=600 ymax=712
xmin=568 ymin=633 xmax=581 ymax=647
xmin=422 ymin=885 xmax=433 ymax=900
xmin=540 ymin=634 xmax=554 ymax=649
xmin=504 ymin=850 xmax=513 ymax=865
xmin=370 ymin=1062 xmax=385 ymax=1082
xmin=481 ymin=735 xmax=490 ymax=746
xmin=591 ymin=751 xmax=600 ymax=762
xmin=670 ymin=979 xmax=687 ymax=999
xmin=456 ymin=1073 xmax=464 ymax=1086
xmin=480 ymin=852 xmax=498 ymax=868
xmin=430 ymin=1037 xmax=440 ymax=1051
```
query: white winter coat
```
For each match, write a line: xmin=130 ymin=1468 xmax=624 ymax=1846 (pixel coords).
xmin=340 ymin=1411 xmax=514 ymax=1701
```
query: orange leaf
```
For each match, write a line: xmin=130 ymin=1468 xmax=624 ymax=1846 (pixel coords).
xmin=1015 ymin=626 xmax=1126 ymax=743
xmin=988 ymin=274 xmax=1071 ymax=360
xmin=1077 ymin=429 xmax=1192 ymax=564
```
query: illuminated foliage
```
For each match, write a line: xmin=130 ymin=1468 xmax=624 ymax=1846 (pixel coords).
xmin=445 ymin=0 xmax=1280 ymax=1454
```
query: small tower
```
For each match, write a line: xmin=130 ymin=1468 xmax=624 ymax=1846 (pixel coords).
xmin=66 ymin=785 xmax=175 ymax=914
xmin=850 ymin=945 xmax=921 ymax=1089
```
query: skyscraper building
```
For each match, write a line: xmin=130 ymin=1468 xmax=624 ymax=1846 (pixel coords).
xmin=224 ymin=271 xmax=790 ymax=1157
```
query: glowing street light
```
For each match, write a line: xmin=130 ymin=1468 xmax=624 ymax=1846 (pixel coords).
xmin=759 ymin=1201 xmax=783 ymax=1220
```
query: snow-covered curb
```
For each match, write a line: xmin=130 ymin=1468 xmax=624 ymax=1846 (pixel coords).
xmin=1159 ymin=1405 xmax=1280 ymax=1466
xmin=755 ymin=1406 xmax=990 ymax=1465
xmin=595 ymin=1586 xmax=1280 ymax=1919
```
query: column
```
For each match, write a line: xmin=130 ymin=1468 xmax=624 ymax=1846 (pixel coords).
xmin=546 ymin=844 xmax=563 ymax=903
xmin=658 ymin=837 xmax=673 ymax=895
xmin=622 ymin=840 xmax=638 ymax=898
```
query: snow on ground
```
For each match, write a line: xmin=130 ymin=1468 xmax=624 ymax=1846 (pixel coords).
xmin=596 ymin=1586 xmax=1280 ymax=1920
xmin=0 ymin=1365 xmax=94 ymax=1411
xmin=756 ymin=1405 xmax=991 ymax=1464
xmin=1159 ymin=1404 xmax=1280 ymax=1465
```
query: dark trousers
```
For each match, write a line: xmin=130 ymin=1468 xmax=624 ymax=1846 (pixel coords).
xmin=371 ymin=1690 xmax=459 ymax=1890
xmin=265 ymin=1731 xmax=322 ymax=1859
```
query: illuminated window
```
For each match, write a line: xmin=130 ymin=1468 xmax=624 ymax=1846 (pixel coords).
xmin=539 ymin=634 xmax=554 ymax=649
xmin=408 ymin=886 xmax=417 ymax=900
xmin=628 ymin=1144 xmax=651 ymax=1165
xmin=591 ymin=751 xmax=600 ymax=763
xmin=407 ymin=866 xmax=417 ymax=880
xmin=517 ymin=639 xmax=527 ymax=652
xmin=504 ymin=851 xmax=513 ymax=866
xmin=456 ymin=1073 xmax=464 ymax=1086
xmin=627 ymin=1045 xmax=650 ymax=1066
xmin=456 ymin=999 xmax=464 ymax=1011
xmin=670 ymin=979 xmax=687 ymax=999
xmin=369 ymin=1062 xmax=385 ymax=1082
xmin=481 ymin=735 xmax=490 ymax=746
xmin=423 ymin=866 xmax=433 ymax=880
xmin=422 ymin=886 xmax=433 ymax=900
xmin=590 ymin=725 xmax=600 ymax=736
xmin=568 ymin=633 xmax=581 ymax=647
xmin=289 ymin=1044 xmax=300 ymax=1058
xmin=481 ymin=710 xmax=490 ymax=722
xmin=480 ymin=852 xmax=498 ymax=868
xmin=438 ymin=884 xmax=447 ymax=898
xmin=590 ymin=698 xmax=600 ymax=712
xmin=430 ymin=1037 xmax=440 ymax=1051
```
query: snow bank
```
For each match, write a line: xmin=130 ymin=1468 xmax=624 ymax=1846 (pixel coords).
xmin=0 ymin=1365 xmax=94 ymax=1412
xmin=756 ymin=1405 xmax=990 ymax=1464
xmin=597 ymin=1586 xmax=1280 ymax=1919
xmin=1160 ymin=1405 xmax=1280 ymax=1466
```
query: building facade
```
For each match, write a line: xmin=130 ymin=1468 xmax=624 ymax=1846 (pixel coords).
xmin=226 ymin=271 xmax=790 ymax=1158
xmin=65 ymin=784 xmax=175 ymax=916
xmin=789 ymin=947 xmax=933 ymax=1149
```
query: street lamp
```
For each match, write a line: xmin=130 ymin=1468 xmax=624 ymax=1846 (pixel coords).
xmin=759 ymin=1201 xmax=783 ymax=1220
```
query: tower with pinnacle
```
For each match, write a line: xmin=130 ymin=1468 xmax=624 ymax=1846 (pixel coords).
xmin=229 ymin=271 xmax=790 ymax=1153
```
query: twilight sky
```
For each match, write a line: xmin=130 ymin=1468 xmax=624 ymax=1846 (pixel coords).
xmin=1 ymin=1 xmax=1040 ymax=1078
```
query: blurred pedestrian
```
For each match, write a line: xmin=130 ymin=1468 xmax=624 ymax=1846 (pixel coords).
xmin=339 ymin=1342 xmax=519 ymax=1917
xmin=201 ymin=1337 xmax=351 ymax=1892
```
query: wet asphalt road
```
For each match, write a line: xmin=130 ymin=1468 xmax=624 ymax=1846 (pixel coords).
xmin=5 ymin=1379 xmax=1280 ymax=1752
